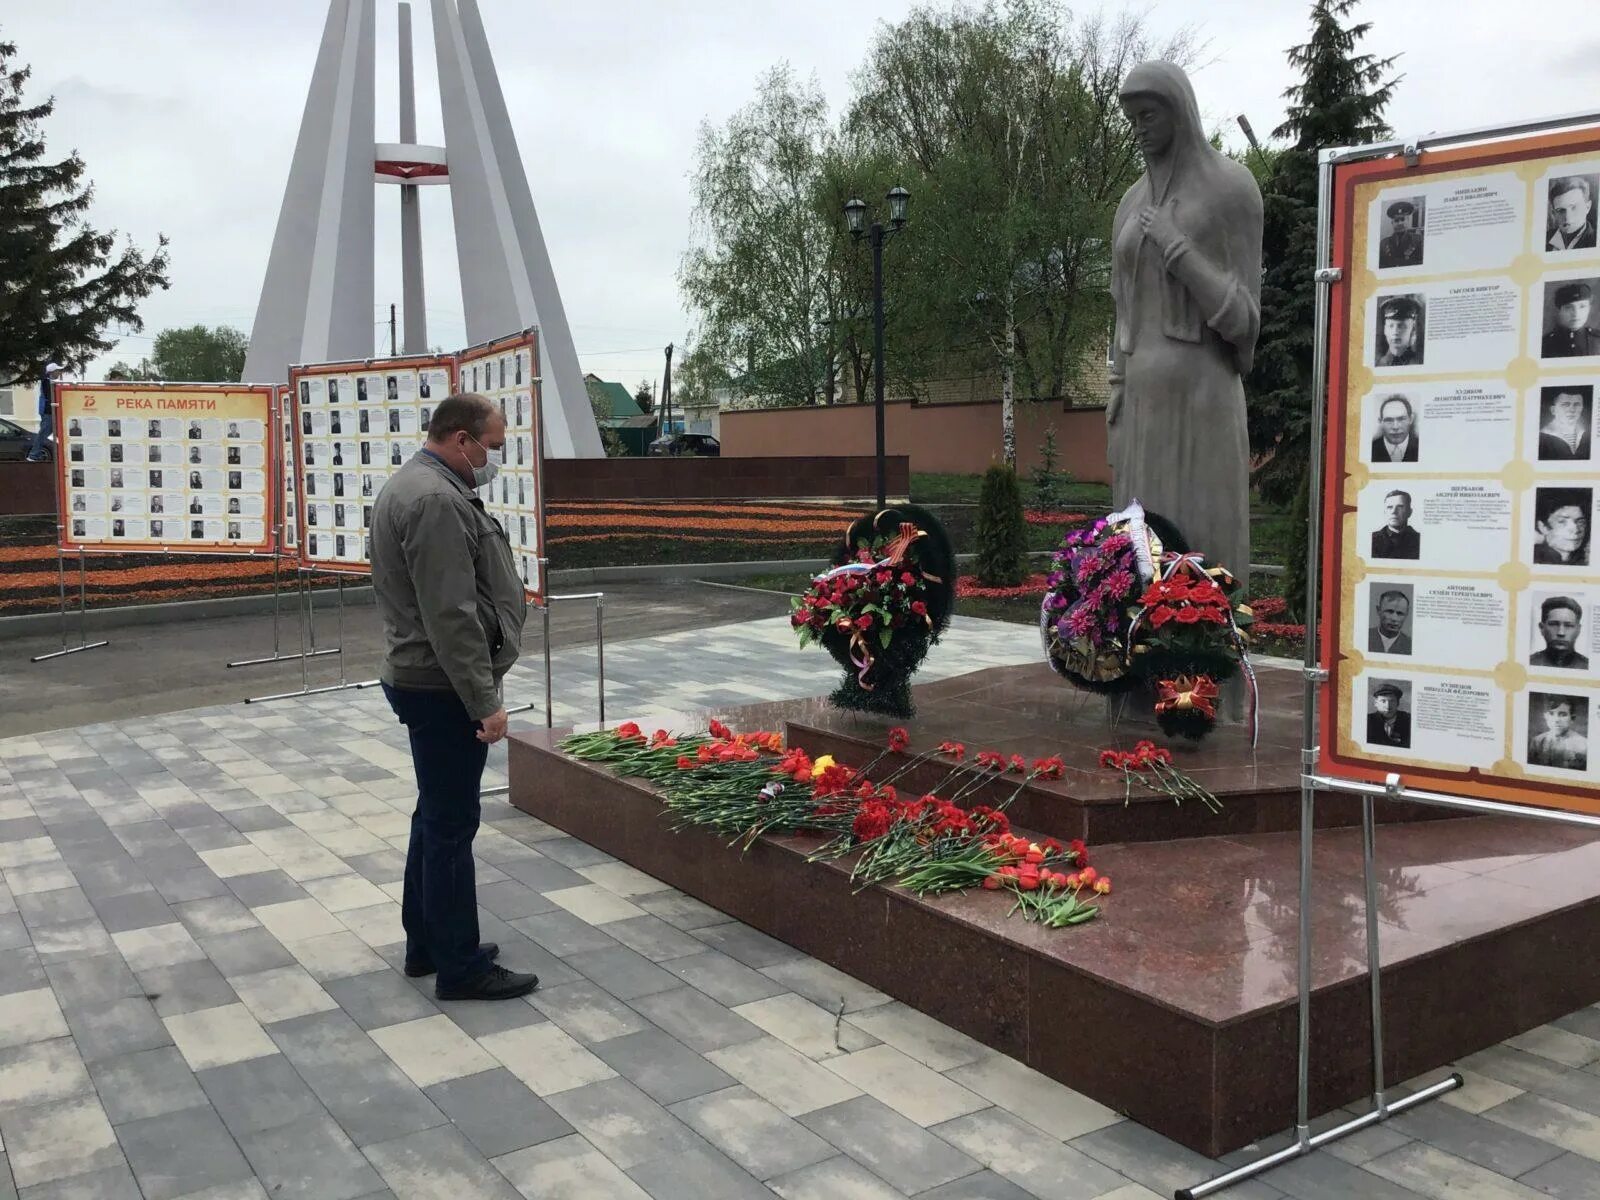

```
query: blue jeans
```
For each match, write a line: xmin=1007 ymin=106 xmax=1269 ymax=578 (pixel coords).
xmin=26 ymin=423 xmax=52 ymax=461
xmin=382 ymin=683 xmax=492 ymax=987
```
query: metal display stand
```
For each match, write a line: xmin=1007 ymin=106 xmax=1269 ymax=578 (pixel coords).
xmin=30 ymin=548 xmax=109 ymax=663
xmin=1181 ymin=116 xmax=1600 ymax=1199
xmin=227 ymin=545 xmax=341 ymax=669
xmin=244 ymin=573 xmax=376 ymax=704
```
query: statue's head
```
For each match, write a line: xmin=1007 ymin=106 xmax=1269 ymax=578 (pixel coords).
xmin=1119 ymin=61 xmax=1202 ymax=164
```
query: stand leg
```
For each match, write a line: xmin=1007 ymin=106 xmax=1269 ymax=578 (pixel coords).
xmin=56 ymin=546 xmax=68 ymax=655
xmin=31 ymin=552 xmax=108 ymax=662
xmin=336 ymin=574 xmax=347 ymax=687
xmin=543 ymin=603 xmax=553 ymax=728
xmin=300 ymin=571 xmax=310 ymax=696
xmin=1363 ymin=793 xmax=1388 ymax=1117
xmin=595 ymin=595 xmax=605 ymax=727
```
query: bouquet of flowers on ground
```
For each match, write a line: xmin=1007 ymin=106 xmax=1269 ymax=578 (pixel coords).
xmin=792 ymin=505 xmax=955 ymax=718
xmin=1041 ymin=501 xmax=1254 ymax=742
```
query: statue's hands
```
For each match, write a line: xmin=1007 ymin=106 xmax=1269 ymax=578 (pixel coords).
xmin=1138 ymin=204 xmax=1184 ymax=256
xmin=1106 ymin=386 xmax=1123 ymax=427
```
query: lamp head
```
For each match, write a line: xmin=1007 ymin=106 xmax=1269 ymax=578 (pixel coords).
xmin=886 ymin=186 xmax=910 ymax=229
xmin=844 ymin=197 xmax=867 ymax=239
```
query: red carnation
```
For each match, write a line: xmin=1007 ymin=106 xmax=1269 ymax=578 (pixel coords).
xmin=887 ymin=727 xmax=910 ymax=752
xmin=911 ymin=600 xmax=928 ymax=616
xmin=709 ymin=719 xmax=732 ymax=740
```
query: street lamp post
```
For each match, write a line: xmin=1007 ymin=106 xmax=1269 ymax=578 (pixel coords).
xmin=845 ymin=187 xmax=910 ymax=508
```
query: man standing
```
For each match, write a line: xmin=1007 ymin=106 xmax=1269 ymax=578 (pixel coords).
xmin=1368 ymin=590 xmax=1413 ymax=655
xmin=371 ymin=394 xmax=537 ymax=1002
xmin=1370 ymin=489 xmax=1420 ymax=560
xmin=1376 ymin=297 xmax=1423 ymax=366
xmin=1366 ymin=683 xmax=1411 ymax=748
xmin=1369 ymin=395 xmax=1419 ymax=462
xmin=1530 ymin=597 xmax=1590 ymax=670
xmin=1543 ymin=283 xmax=1600 ymax=358
xmin=1379 ymin=200 xmax=1424 ymax=268
xmin=25 ymin=362 xmax=64 ymax=462
xmin=1549 ymin=177 xmax=1597 ymax=251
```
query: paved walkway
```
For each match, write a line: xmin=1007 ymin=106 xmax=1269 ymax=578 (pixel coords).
xmin=2 ymin=614 xmax=1600 ymax=1199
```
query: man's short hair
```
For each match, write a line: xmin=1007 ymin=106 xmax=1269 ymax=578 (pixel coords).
xmin=1545 ymin=385 xmax=1591 ymax=414
xmin=1541 ymin=595 xmax=1583 ymax=623
xmin=1378 ymin=394 xmax=1413 ymax=420
xmin=1536 ymin=487 xmax=1589 ymax=525
xmin=1384 ymin=489 xmax=1413 ymax=506
xmin=1544 ymin=694 xmax=1575 ymax=714
xmin=1377 ymin=589 xmax=1410 ymax=610
xmin=1552 ymin=176 xmax=1592 ymax=202
xmin=427 ymin=394 xmax=496 ymax=441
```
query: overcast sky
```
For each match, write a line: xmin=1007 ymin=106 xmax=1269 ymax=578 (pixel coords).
xmin=3 ymin=0 xmax=1584 ymax=391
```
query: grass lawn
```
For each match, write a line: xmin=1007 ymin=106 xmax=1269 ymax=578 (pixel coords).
xmin=912 ymin=472 xmax=1112 ymax=509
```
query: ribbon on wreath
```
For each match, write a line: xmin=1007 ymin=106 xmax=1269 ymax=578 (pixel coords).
xmin=1155 ymin=674 xmax=1220 ymax=719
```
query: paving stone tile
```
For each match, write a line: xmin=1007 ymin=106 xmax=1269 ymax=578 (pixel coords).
xmin=798 ymin=1095 xmax=980 ymax=1194
xmin=478 ymin=1021 xmax=616 ymax=1097
xmin=109 ymin=923 xmax=205 ymax=973
xmin=0 ymin=947 xmax=48 ymax=998
xmin=474 ymin=880 xmax=558 ymax=920
xmin=135 ymin=958 xmax=237 ymax=1018
xmin=841 ymin=1001 xmax=987 ymax=1072
xmin=492 ymin=1132 xmax=652 ymax=1199
xmin=1482 ymin=1091 xmax=1600 ymax=1162
xmin=322 ymin=970 xmax=439 ymax=1031
xmin=267 ymin=1010 xmax=444 ymax=1145
xmin=0 ymin=913 xmax=23 ymax=954
xmin=224 ymin=870 xmax=307 ymax=908
xmin=1506 ymin=1024 xmax=1600 ymax=1070
xmin=1068 ymin=1120 xmax=1283 ymax=1200
xmin=572 ymin=860 xmax=673 ymax=899
xmin=88 ymin=890 xmax=176 ymax=936
xmin=603 ymin=914 xmax=717 ymax=962
xmin=163 ymin=1003 xmax=276 ymax=1071
xmin=0 ymin=1038 xmax=91 ymax=1108
xmin=235 ymin=1114 xmax=383 ymax=1200
xmin=1516 ymin=1150 xmax=1600 ymax=1199
xmin=0 ymin=1095 xmax=121 ymax=1189
xmin=636 ymin=890 xmax=729 ymax=932
xmin=250 ymin=897 xmax=344 ymax=943
xmin=510 ymin=909 xmax=621 ymax=957
xmin=28 ymin=919 xmax=115 ymax=963
xmin=1388 ymin=1092 xmax=1565 ymax=1177
xmin=668 ymin=1085 xmax=837 ymax=1181
xmin=301 ymin=873 xmax=390 ymax=913
xmin=196 ymin=1053 xmax=325 ymax=1138
xmin=195 ymin=927 xmax=295 ymax=977
xmin=430 ymin=994 xmax=550 ymax=1038
xmin=0 ymin=989 xmax=70 ymax=1050
xmin=118 ymin=1105 xmax=253 ymax=1200
xmin=227 ymin=964 xmax=339 ymax=1025
xmin=704 ymin=1036 xmax=862 ymax=1117
xmin=72 ymin=858 xmax=153 ymax=903
xmin=589 ymin=1028 xmax=736 ymax=1105
xmin=945 ymin=1053 xmax=1123 ymax=1141
xmin=1260 ymin=1151 xmax=1431 ymax=1200
xmin=627 ymin=987 xmax=764 ymax=1055
xmin=15 ymin=887 xmax=96 ymax=928
xmin=344 ymin=850 xmax=408 ymax=886
xmin=543 ymin=1077 xmax=703 ymax=1170
xmin=529 ymin=980 xmax=652 ymax=1043
xmin=530 ymin=837 xmax=616 ymax=870
xmin=15 ymin=1163 xmax=145 ymax=1199
xmin=170 ymin=896 xmax=258 ymax=939
xmin=370 ymin=1014 xmax=500 ymax=1088
xmin=1441 ymin=1069 xmax=1525 ymax=1115
xmin=757 ymin=957 xmax=890 ymax=1015
xmin=825 ymin=1044 xmax=987 ymax=1127
xmin=151 ymin=867 xmax=230 ymax=904
xmin=661 ymin=950 xmax=788 ymax=1007
xmin=767 ymin=1154 xmax=908 ymax=1200
xmin=624 ymin=1141 xmax=773 ymax=1200
xmin=1363 ymin=1142 xmax=1545 ymax=1199
xmin=1462 ymin=1046 xmax=1600 ymax=1118
xmin=690 ymin=921 xmax=805 ymax=969
xmin=564 ymin=945 xmax=682 ymax=1000
xmin=423 ymin=1067 xmax=574 ymax=1158
xmin=934 ymin=1107 xmax=1130 ymax=1200
xmin=363 ymin=1124 xmax=523 ymax=1200
xmin=4 ymin=864 xmax=76 ymax=897
xmin=914 ymin=1171 xmax=1042 ymax=1199
xmin=731 ymin=993 xmax=877 ymax=1062
xmin=282 ymin=930 xmax=387 ymax=980
xmin=61 ymin=995 xmax=171 ymax=1063
xmin=87 ymin=1045 xmax=205 ymax=1126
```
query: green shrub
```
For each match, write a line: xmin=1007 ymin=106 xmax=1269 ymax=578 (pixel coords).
xmin=975 ymin=464 xmax=1027 ymax=586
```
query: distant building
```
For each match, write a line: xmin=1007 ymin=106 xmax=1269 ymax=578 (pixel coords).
xmin=584 ymin=374 xmax=656 ymax=455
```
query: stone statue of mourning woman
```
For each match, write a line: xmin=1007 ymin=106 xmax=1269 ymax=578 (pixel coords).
xmin=1107 ymin=61 xmax=1262 ymax=722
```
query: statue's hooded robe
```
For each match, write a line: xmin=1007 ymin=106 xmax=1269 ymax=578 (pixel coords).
xmin=1108 ymin=60 xmax=1262 ymax=605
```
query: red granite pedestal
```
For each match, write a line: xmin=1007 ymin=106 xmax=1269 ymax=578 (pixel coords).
xmin=507 ymin=663 xmax=1600 ymax=1156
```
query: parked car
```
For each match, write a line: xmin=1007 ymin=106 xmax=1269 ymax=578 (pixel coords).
xmin=0 ymin=416 xmax=40 ymax=462
xmin=646 ymin=433 xmax=720 ymax=457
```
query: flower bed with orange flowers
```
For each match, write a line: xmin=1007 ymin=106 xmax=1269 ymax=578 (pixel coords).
xmin=546 ymin=500 xmax=868 ymax=569
xmin=561 ymin=720 xmax=1108 ymax=928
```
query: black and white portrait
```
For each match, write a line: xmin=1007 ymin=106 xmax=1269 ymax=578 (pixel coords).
xmin=1542 ymin=279 xmax=1600 ymax=358
xmin=1370 ymin=489 xmax=1420 ymax=560
xmin=1528 ymin=692 xmax=1588 ymax=771
xmin=1530 ymin=594 xmax=1590 ymax=670
xmin=1534 ymin=487 xmax=1592 ymax=566
xmin=1374 ymin=295 xmax=1424 ymax=367
xmin=1367 ymin=585 xmax=1414 ymax=656
xmin=1547 ymin=175 xmax=1598 ymax=252
xmin=1366 ymin=679 xmax=1412 ymax=748
xmin=1378 ymin=196 xmax=1425 ymax=269
xmin=1538 ymin=384 xmax=1593 ymax=461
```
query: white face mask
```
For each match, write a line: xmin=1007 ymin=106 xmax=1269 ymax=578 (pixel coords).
xmin=467 ymin=435 xmax=502 ymax=487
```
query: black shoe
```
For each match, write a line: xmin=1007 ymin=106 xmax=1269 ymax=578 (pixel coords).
xmin=435 ymin=964 xmax=539 ymax=1002
xmin=405 ymin=942 xmax=501 ymax=978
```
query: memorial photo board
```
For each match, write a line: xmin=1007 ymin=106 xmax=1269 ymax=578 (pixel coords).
xmin=1319 ymin=125 xmax=1600 ymax=815
xmin=457 ymin=329 xmax=544 ymax=602
xmin=277 ymin=387 xmax=298 ymax=552
xmin=288 ymin=353 xmax=455 ymax=574
xmin=56 ymin=383 xmax=276 ymax=554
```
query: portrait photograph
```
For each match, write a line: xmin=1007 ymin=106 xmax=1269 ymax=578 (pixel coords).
xmin=419 ymin=373 xmax=431 ymax=400
xmin=148 ymin=470 xmax=163 ymax=489
xmin=1367 ymin=585 xmax=1414 ymax=656
xmin=356 ymin=377 xmax=368 ymax=403
xmin=150 ymin=520 xmax=164 ymax=540
xmin=299 ymin=380 xmax=310 ymax=406
xmin=71 ymin=518 xmax=85 ymax=539
xmin=1373 ymin=294 xmax=1424 ymax=367
xmin=1546 ymin=174 xmax=1599 ymax=252
xmin=1366 ymin=679 xmax=1413 ymax=749
xmin=67 ymin=418 xmax=82 ymax=437
xmin=227 ymin=470 xmax=243 ymax=490
xmin=111 ymin=519 xmax=125 ymax=539
xmin=1541 ymin=279 xmax=1600 ymax=358
xmin=1377 ymin=196 xmax=1425 ymax=270
xmin=386 ymin=376 xmax=399 ymax=401
xmin=1533 ymin=487 xmax=1592 ymax=566
xmin=327 ymin=378 xmax=339 ymax=404
xmin=1527 ymin=692 xmax=1589 ymax=771
xmin=1370 ymin=488 xmax=1420 ymax=560
xmin=107 ymin=419 xmax=122 ymax=438
xmin=191 ymin=520 xmax=205 ymax=540
xmin=1537 ymin=384 xmax=1593 ymax=461
xmin=147 ymin=419 xmax=162 ymax=439
xmin=69 ymin=443 xmax=84 ymax=463
xmin=109 ymin=468 xmax=123 ymax=489
xmin=1530 ymin=594 xmax=1591 ymax=671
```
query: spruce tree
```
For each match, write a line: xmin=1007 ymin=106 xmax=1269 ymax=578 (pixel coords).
xmin=0 ymin=37 xmax=170 ymax=384
xmin=975 ymin=464 xmax=1028 ymax=587
xmin=1250 ymin=0 xmax=1398 ymax=619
